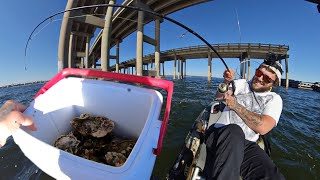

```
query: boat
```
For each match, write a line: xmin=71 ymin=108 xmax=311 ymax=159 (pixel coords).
xmin=12 ymin=68 xmax=173 ymax=179
xmin=298 ymin=81 xmax=314 ymax=90
xmin=167 ymin=101 xmax=271 ymax=179
xmin=312 ymin=82 xmax=320 ymax=92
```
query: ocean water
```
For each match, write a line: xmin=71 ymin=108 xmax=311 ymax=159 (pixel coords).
xmin=0 ymin=76 xmax=319 ymax=180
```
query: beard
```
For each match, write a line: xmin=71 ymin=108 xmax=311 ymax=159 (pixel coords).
xmin=251 ymin=77 xmax=272 ymax=92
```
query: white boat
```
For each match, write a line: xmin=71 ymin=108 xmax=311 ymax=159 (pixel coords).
xmin=12 ymin=68 xmax=173 ymax=180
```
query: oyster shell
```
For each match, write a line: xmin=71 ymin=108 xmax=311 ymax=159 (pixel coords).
xmin=71 ymin=113 xmax=115 ymax=138
xmin=54 ymin=113 xmax=136 ymax=167
xmin=105 ymin=152 xmax=127 ymax=167
xmin=107 ymin=138 xmax=136 ymax=157
xmin=54 ymin=132 xmax=80 ymax=154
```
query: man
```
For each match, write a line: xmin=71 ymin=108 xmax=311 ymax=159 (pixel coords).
xmin=204 ymin=59 xmax=285 ymax=179
xmin=0 ymin=100 xmax=36 ymax=148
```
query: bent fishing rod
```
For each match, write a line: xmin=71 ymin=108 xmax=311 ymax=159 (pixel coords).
xmin=24 ymin=3 xmax=230 ymax=71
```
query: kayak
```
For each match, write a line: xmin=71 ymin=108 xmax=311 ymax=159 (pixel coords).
xmin=12 ymin=68 xmax=173 ymax=180
xmin=167 ymin=101 xmax=271 ymax=179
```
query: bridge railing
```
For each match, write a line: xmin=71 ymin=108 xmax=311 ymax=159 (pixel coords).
xmin=167 ymin=43 xmax=289 ymax=53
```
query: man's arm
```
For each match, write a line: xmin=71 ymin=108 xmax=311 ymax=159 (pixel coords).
xmin=224 ymin=94 xmax=276 ymax=135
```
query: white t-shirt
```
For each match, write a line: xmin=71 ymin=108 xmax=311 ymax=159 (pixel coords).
xmin=214 ymin=79 xmax=283 ymax=142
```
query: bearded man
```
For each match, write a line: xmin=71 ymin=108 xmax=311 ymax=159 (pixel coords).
xmin=204 ymin=59 xmax=285 ymax=180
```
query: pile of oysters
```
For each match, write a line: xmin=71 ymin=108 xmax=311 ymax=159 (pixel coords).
xmin=54 ymin=113 xmax=136 ymax=167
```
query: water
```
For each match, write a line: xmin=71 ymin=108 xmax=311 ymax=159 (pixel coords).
xmin=0 ymin=77 xmax=319 ymax=180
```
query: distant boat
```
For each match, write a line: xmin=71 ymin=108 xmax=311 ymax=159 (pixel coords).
xmin=298 ymin=81 xmax=314 ymax=90
xmin=312 ymin=82 xmax=320 ymax=92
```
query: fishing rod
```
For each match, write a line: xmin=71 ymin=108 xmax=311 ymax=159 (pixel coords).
xmin=24 ymin=3 xmax=230 ymax=71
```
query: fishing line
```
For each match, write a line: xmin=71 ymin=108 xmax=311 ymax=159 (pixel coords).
xmin=115 ymin=16 xmax=191 ymax=41
xmin=24 ymin=4 xmax=230 ymax=71
xmin=235 ymin=59 xmax=260 ymax=79
xmin=234 ymin=8 xmax=244 ymax=79
xmin=24 ymin=14 xmax=94 ymax=70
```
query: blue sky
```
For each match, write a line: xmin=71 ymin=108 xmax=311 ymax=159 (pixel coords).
xmin=0 ymin=0 xmax=319 ymax=86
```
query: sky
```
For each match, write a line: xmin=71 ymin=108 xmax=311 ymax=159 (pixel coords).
xmin=0 ymin=0 xmax=319 ymax=86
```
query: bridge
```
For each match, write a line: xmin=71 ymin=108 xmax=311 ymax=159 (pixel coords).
xmin=57 ymin=0 xmax=290 ymax=88
xmin=110 ymin=43 xmax=289 ymax=82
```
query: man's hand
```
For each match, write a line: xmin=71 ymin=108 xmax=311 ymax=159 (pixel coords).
xmin=223 ymin=69 xmax=235 ymax=84
xmin=0 ymin=100 xmax=36 ymax=147
xmin=224 ymin=93 xmax=238 ymax=110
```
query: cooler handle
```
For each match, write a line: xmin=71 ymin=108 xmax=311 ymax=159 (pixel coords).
xmin=35 ymin=68 xmax=173 ymax=155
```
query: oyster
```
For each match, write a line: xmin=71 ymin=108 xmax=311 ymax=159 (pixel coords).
xmin=82 ymin=149 xmax=100 ymax=162
xmin=107 ymin=138 xmax=136 ymax=157
xmin=71 ymin=113 xmax=115 ymax=138
xmin=105 ymin=152 xmax=127 ymax=167
xmin=54 ymin=113 xmax=137 ymax=167
xmin=54 ymin=132 xmax=80 ymax=154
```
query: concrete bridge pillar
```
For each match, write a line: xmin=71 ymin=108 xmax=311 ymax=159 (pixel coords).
xmin=173 ymin=52 xmax=177 ymax=80
xmin=91 ymin=54 xmax=96 ymax=68
xmin=136 ymin=10 xmax=144 ymax=76
xmin=155 ymin=18 xmax=160 ymax=78
xmin=184 ymin=59 xmax=187 ymax=78
xmin=247 ymin=55 xmax=251 ymax=80
xmin=81 ymin=57 xmax=84 ymax=68
xmin=181 ymin=60 xmax=184 ymax=79
xmin=68 ymin=33 xmax=75 ymax=68
xmin=244 ymin=58 xmax=248 ymax=80
xmin=178 ymin=60 xmax=181 ymax=79
xmin=285 ymin=55 xmax=289 ymax=89
xmin=58 ymin=0 xmax=78 ymax=71
xmin=101 ymin=0 xmax=116 ymax=72
xmin=208 ymin=52 xmax=212 ymax=82
xmin=85 ymin=36 xmax=90 ymax=68
xmin=162 ymin=62 xmax=165 ymax=77
xmin=116 ymin=41 xmax=120 ymax=72
xmin=240 ymin=57 xmax=245 ymax=79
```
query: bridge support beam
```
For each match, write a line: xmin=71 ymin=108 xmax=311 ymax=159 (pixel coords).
xmin=285 ymin=55 xmax=289 ymax=89
xmin=243 ymin=57 xmax=249 ymax=80
xmin=181 ymin=60 xmax=184 ymax=79
xmin=184 ymin=59 xmax=187 ymax=79
xmin=208 ymin=52 xmax=212 ymax=82
xmin=173 ymin=52 xmax=177 ymax=80
xmin=68 ymin=33 xmax=75 ymax=68
xmin=240 ymin=57 xmax=245 ymax=79
xmin=85 ymin=36 xmax=90 ymax=68
xmin=116 ymin=41 xmax=120 ymax=72
xmin=162 ymin=62 xmax=165 ymax=77
xmin=136 ymin=10 xmax=144 ymax=76
xmin=247 ymin=57 xmax=251 ymax=80
xmin=178 ymin=60 xmax=181 ymax=79
xmin=91 ymin=54 xmax=96 ymax=68
xmin=58 ymin=0 xmax=78 ymax=72
xmin=101 ymin=0 xmax=115 ymax=72
xmin=155 ymin=19 xmax=161 ymax=78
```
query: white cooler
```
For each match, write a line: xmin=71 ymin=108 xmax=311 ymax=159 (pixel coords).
xmin=12 ymin=68 xmax=173 ymax=180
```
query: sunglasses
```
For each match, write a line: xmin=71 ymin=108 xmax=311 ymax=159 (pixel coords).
xmin=255 ymin=69 xmax=275 ymax=84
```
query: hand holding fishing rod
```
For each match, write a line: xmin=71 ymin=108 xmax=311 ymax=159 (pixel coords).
xmin=216 ymin=69 xmax=235 ymax=96
xmin=214 ymin=69 xmax=237 ymax=111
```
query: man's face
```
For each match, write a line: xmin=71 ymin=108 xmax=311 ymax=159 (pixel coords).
xmin=251 ymin=67 xmax=277 ymax=92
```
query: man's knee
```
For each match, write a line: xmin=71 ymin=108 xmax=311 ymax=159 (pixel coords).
xmin=205 ymin=124 xmax=245 ymax=148
xmin=221 ymin=124 xmax=245 ymax=141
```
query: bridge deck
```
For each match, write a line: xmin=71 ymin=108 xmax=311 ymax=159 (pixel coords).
xmin=111 ymin=43 xmax=289 ymax=70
